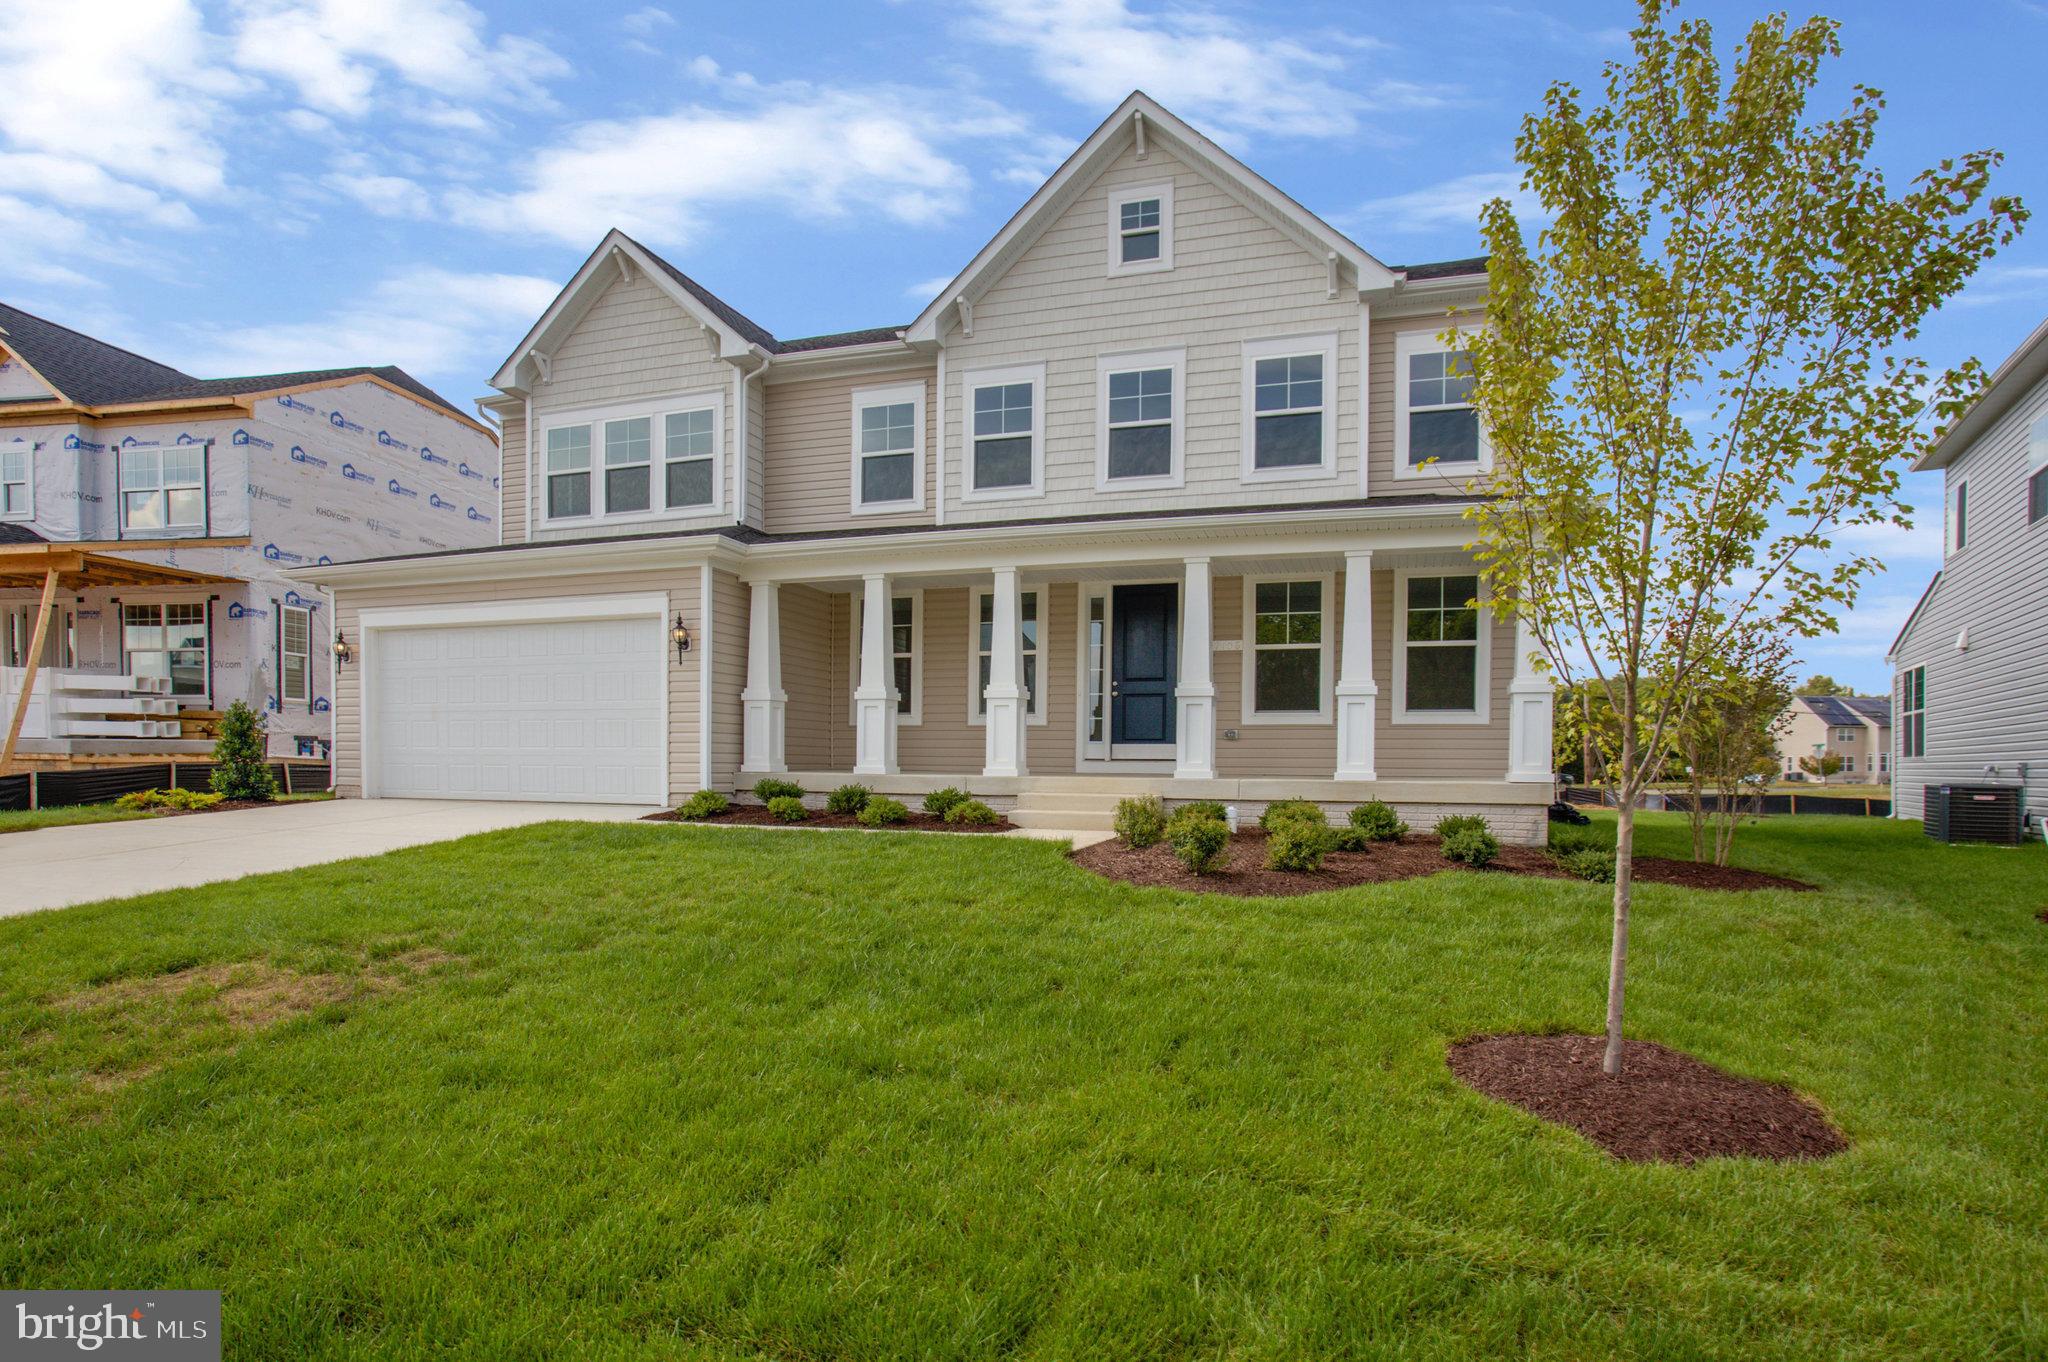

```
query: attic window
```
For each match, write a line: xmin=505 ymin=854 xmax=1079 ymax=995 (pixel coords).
xmin=1107 ymin=182 xmax=1173 ymax=276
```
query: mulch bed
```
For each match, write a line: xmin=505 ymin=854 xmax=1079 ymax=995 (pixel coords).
xmin=1070 ymin=830 xmax=1814 ymax=897
xmin=1448 ymin=1033 xmax=1848 ymax=1165
xmin=642 ymin=805 xmax=1014 ymax=834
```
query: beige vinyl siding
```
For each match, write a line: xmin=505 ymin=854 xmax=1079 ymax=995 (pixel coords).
xmin=778 ymin=584 xmax=837 ymax=770
xmin=1368 ymin=312 xmax=1489 ymax=497
xmin=328 ymin=567 xmax=701 ymax=799
xmin=708 ymin=569 xmax=747 ymax=790
xmin=942 ymin=142 xmax=1366 ymax=522
xmin=744 ymin=372 xmax=766 ymax=529
xmin=761 ymin=364 xmax=939 ymax=534
xmin=497 ymin=401 xmax=528 ymax=543
xmin=527 ymin=272 xmax=734 ymax=542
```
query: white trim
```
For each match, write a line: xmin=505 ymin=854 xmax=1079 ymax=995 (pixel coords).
xmin=848 ymin=379 xmax=928 ymax=515
xmin=280 ymin=603 xmax=312 ymax=705
xmin=1392 ymin=325 xmax=1491 ymax=481
xmin=1357 ymin=304 xmax=1371 ymax=495
xmin=0 ymin=438 xmax=32 ymax=521
xmin=1390 ymin=567 xmax=1492 ymax=725
xmin=846 ymin=587 xmax=923 ymax=725
xmin=115 ymin=439 xmax=211 ymax=537
xmin=967 ymin=584 xmax=1047 ymax=726
xmin=1095 ymin=347 xmax=1185 ymax=492
xmin=1945 ymin=475 xmax=1968 ymax=556
xmin=960 ymin=362 xmax=1046 ymax=502
xmin=1106 ymin=180 xmax=1174 ymax=277
xmin=1240 ymin=573 xmax=1336 ymax=725
xmin=1240 ymin=332 xmax=1339 ymax=484
xmin=536 ymin=390 xmax=724 ymax=528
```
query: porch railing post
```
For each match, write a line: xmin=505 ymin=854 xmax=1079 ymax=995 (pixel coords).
xmin=1505 ymin=606 xmax=1555 ymax=782
xmin=1174 ymin=556 xmax=1216 ymax=780
xmin=853 ymin=573 xmax=898 ymax=776
xmin=1333 ymin=550 xmax=1379 ymax=780
xmin=981 ymin=565 xmax=1027 ymax=778
xmin=740 ymin=580 xmax=786 ymax=774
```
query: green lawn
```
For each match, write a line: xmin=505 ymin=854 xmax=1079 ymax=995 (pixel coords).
xmin=1 ymin=814 xmax=2043 ymax=1359
xmin=0 ymin=791 xmax=334 ymax=835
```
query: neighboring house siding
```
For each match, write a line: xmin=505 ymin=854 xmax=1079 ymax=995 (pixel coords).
xmin=1892 ymin=367 xmax=2048 ymax=823
xmin=760 ymin=364 xmax=938 ymax=534
xmin=939 ymin=141 xmax=1368 ymax=522
xmin=327 ymin=567 xmax=702 ymax=798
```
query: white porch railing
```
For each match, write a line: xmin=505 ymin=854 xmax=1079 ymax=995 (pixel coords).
xmin=0 ymin=667 xmax=181 ymax=741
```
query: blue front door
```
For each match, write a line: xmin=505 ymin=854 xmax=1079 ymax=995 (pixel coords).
xmin=1111 ymin=583 xmax=1177 ymax=745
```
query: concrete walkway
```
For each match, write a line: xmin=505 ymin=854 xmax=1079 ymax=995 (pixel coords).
xmin=0 ymin=799 xmax=660 ymax=918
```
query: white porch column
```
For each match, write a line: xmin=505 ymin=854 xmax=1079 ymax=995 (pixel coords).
xmin=1506 ymin=609 xmax=1555 ymax=782
xmin=981 ymin=565 xmax=1028 ymax=777
xmin=1174 ymin=556 xmax=1216 ymax=780
xmin=1333 ymin=550 xmax=1379 ymax=781
xmin=739 ymin=580 xmax=785 ymax=774
xmin=853 ymin=572 xmax=898 ymax=776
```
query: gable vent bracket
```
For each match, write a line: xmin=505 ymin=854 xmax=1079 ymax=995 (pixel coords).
xmin=957 ymin=296 xmax=975 ymax=338
xmin=529 ymin=349 xmax=552 ymax=385
xmin=1326 ymin=252 xmax=1340 ymax=300
xmin=611 ymin=246 xmax=636 ymax=283
xmin=1134 ymin=111 xmax=1148 ymax=160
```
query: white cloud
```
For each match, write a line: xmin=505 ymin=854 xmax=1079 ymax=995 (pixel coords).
xmin=1954 ymin=263 xmax=2048 ymax=309
xmin=448 ymin=90 xmax=977 ymax=248
xmin=0 ymin=155 xmax=198 ymax=227
xmin=620 ymin=6 xmax=675 ymax=52
xmin=904 ymin=275 xmax=955 ymax=301
xmin=227 ymin=0 xmax=569 ymax=119
xmin=1347 ymin=171 xmax=1541 ymax=239
xmin=172 ymin=268 xmax=561 ymax=389
xmin=960 ymin=0 xmax=1436 ymax=142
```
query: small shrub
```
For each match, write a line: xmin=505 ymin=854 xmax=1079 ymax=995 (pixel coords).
xmin=1168 ymin=812 xmax=1230 ymax=875
xmin=1114 ymin=794 xmax=1168 ymax=848
xmin=117 ymin=788 xmax=223 ymax=812
xmin=209 ymin=700 xmax=278 ymax=801
xmin=1328 ymin=826 xmax=1370 ymax=853
xmin=1259 ymin=799 xmax=1326 ymax=832
xmin=1436 ymin=814 xmax=1499 ymax=868
xmin=1349 ymin=801 xmax=1407 ymax=843
xmin=116 ymin=789 xmax=168 ymax=810
xmin=826 ymin=783 xmax=872 ymax=816
xmin=171 ymin=789 xmax=222 ymax=811
xmin=1173 ymin=799 xmax=1228 ymax=825
xmin=1556 ymin=846 xmax=1616 ymax=882
xmin=767 ymin=795 xmax=809 ymax=823
xmin=944 ymin=799 xmax=1001 ymax=826
xmin=676 ymin=789 xmax=729 ymax=820
xmin=857 ymin=796 xmax=910 ymax=827
xmin=1265 ymin=819 xmax=1331 ymax=872
xmin=922 ymin=786 xmax=969 ymax=817
xmin=753 ymin=777 xmax=804 ymax=803
xmin=1548 ymin=823 xmax=1613 ymax=856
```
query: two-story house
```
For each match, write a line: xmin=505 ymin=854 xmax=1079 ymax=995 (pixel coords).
xmin=0 ymin=303 xmax=500 ymax=770
xmin=1774 ymin=694 xmax=1892 ymax=782
xmin=1887 ymin=316 xmax=2048 ymax=835
xmin=298 ymin=93 xmax=1555 ymax=841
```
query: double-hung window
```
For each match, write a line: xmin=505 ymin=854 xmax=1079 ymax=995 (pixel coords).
xmin=1394 ymin=571 xmax=1490 ymax=722
xmin=1395 ymin=330 xmax=1484 ymax=478
xmin=964 ymin=365 xmax=1044 ymax=499
xmin=1243 ymin=334 xmax=1337 ymax=479
xmin=850 ymin=381 xmax=925 ymax=513
xmin=2029 ymin=413 xmax=2048 ymax=526
xmin=1107 ymin=183 xmax=1173 ymax=274
xmin=0 ymin=439 xmax=31 ymax=519
xmin=280 ymin=605 xmax=311 ymax=705
xmin=119 ymin=443 xmax=207 ymax=533
xmin=1097 ymin=350 xmax=1182 ymax=489
xmin=603 ymin=417 xmax=652 ymax=514
xmin=971 ymin=589 xmax=1041 ymax=723
xmin=665 ymin=409 xmax=715 ymax=509
xmin=1899 ymin=666 xmax=1925 ymax=757
xmin=1244 ymin=578 xmax=1332 ymax=722
xmin=850 ymin=592 xmax=921 ymax=723
xmin=545 ymin=425 xmax=592 ymax=518
xmin=124 ymin=602 xmax=207 ymax=697
xmin=543 ymin=396 xmax=720 ymax=523
xmin=4 ymin=603 xmax=73 ymax=668
xmin=1946 ymin=478 xmax=1968 ymax=554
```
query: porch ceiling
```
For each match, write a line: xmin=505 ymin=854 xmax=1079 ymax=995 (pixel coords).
xmin=0 ymin=544 xmax=244 ymax=591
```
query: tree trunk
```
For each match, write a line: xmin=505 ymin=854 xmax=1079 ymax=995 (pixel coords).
xmin=1604 ymin=742 xmax=1638 ymax=1078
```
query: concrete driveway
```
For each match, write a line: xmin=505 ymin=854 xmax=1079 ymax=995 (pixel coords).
xmin=1 ymin=798 xmax=661 ymax=918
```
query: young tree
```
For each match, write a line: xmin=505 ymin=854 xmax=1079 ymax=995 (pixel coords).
xmin=1461 ymin=0 xmax=2024 ymax=1075
xmin=211 ymin=700 xmax=279 ymax=802
xmin=1677 ymin=645 xmax=1792 ymax=864
xmin=1797 ymin=751 xmax=1846 ymax=786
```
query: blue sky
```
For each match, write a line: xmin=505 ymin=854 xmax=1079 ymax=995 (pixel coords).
xmin=2 ymin=0 xmax=2042 ymax=693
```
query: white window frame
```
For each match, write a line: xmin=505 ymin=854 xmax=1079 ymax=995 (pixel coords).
xmin=1393 ymin=326 xmax=1490 ymax=481
xmin=1945 ymin=476 xmax=1968 ymax=555
xmin=848 ymin=380 xmax=926 ymax=515
xmin=281 ymin=604 xmax=312 ymax=705
xmin=1240 ymin=573 xmax=1336 ymax=725
xmin=1095 ymin=348 xmax=1185 ymax=492
xmin=117 ymin=440 xmax=210 ymax=535
xmin=2029 ymin=412 xmax=2048 ymax=528
xmin=536 ymin=392 xmax=723 ymax=528
xmin=0 ymin=438 xmax=32 ymax=521
xmin=967 ymin=586 xmax=1047 ymax=726
xmin=847 ymin=589 xmax=922 ymax=726
xmin=1899 ymin=666 xmax=1925 ymax=758
xmin=1241 ymin=333 xmax=1339 ymax=484
xmin=1391 ymin=568 xmax=1493 ymax=725
xmin=1106 ymin=181 xmax=1174 ymax=277
xmin=960 ymin=363 xmax=1046 ymax=503
xmin=121 ymin=599 xmax=210 ymax=699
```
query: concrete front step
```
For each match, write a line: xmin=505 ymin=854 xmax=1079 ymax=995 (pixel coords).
xmin=1010 ymin=790 xmax=1133 ymax=813
xmin=1005 ymin=808 xmax=1118 ymax=831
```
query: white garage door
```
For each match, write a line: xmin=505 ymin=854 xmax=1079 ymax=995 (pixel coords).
xmin=369 ymin=614 xmax=666 ymax=803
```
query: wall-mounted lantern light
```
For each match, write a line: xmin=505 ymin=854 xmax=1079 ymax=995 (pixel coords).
xmin=672 ymin=613 xmax=692 ymax=661
xmin=333 ymin=630 xmax=354 ymax=665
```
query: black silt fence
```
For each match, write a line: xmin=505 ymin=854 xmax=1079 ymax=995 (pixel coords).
xmin=6 ymin=762 xmax=332 ymax=810
xmin=1563 ymin=787 xmax=1891 ymax=818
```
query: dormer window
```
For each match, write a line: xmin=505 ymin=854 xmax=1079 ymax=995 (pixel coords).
xmin=1107 ymin=182 xmax=1173 ymax=276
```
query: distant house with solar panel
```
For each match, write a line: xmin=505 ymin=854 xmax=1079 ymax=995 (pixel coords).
xmin=1774 ymin=694 xmax=1893 ymax=784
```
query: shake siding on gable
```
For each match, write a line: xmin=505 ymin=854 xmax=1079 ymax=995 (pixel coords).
xmin=940 ymin=143 xmax=1366 ymax=520
xmin=760 ymin=364 xmax=939 ymax=534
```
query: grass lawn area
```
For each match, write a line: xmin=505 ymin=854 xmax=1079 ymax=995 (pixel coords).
xmin=2 ymin=813 xmax=2043 ymax=1359
xmin=0 ymin=791 xmax=334 ymax=835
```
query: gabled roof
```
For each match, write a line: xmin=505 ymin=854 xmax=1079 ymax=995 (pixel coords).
xmin=1801 ymin=694 xmax=1888 ymax=727
xmin=0 ymin=521 xmax=47 ymax=545
xmin=1843 ymin=696 xmax=1892 ymax=725
xmin=1918 ymin=315 xmax=2048 ymax=471
xmin=906 ymin=92 xmax=1398 ymax=345
xmin=0 ymin=300 xmax=472 ymax=425
xmin=1886 ymin=570 xmax=1941 ymax=662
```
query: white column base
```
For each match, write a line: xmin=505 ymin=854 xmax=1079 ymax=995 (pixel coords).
xmin=853 ymin=694 xmax=896 ymax=776
xmin=739 ymin=691 xmax=786 ymax=774
xmin=1506 ymin=681 xmax=1554 ymax=783
xmin=1174 ymin=684 xmax=1216 ymax=780
xmin=1333 ymin=680 xmax=1379 ymax=781
xmin=981 ymin=691 xmax=1026 ymax=778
